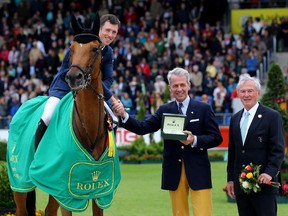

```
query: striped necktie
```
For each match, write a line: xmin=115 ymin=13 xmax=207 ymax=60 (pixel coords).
xmin=178 ymin=103 xmax=183 ymax=114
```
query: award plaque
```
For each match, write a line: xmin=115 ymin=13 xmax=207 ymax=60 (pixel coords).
xmin=161 ymin=113 xmax=188 ymax=140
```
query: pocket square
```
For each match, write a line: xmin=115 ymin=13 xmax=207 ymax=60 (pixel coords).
xmin=190 ymin=118 xmax=199 ymax=122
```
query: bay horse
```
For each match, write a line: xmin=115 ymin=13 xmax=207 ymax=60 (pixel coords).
xmin=7 ymin=14 xmax=120 ymax=216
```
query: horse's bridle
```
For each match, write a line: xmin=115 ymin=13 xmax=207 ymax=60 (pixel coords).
xmin=69 ymin=45 xmax=104 ymax=100
xmin=69 ymin=44 xmax=107 ymax=152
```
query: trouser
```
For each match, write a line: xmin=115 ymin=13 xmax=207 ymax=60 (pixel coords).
xmin=236 ymin=193 xmax=277 ymax=216
xmin=41 ymin=96 xmax=60 ymax=126
xmin=169 ymin=162 xmax=213 ymax=216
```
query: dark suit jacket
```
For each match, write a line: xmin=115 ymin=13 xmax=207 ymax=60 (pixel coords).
xmin=227 ymin=103 xmax=285 ymax=195
xmin=120 ymin=98 xmax=223 ymax=191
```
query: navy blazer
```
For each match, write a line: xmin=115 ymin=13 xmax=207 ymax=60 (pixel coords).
xmin=120 ymin=98 xmax=223 ymax=191
xmin=227 ymin=103 xmax=285 ymax=195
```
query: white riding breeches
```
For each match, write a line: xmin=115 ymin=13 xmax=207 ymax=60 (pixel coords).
xmin=41 ymin=97 xmax=118 ymax=128
xmin=41 ymin=96 xmax=60 ymax=126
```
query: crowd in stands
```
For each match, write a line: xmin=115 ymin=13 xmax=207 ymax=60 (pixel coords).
xmin=0 ymin=0 xmax=287 ymax=129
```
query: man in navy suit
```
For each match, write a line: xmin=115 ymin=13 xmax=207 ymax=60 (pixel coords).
xmin=113 ymin=67 xmax=222 ymax=216
xmin=226 ymin=76 xmax=285 ymax=216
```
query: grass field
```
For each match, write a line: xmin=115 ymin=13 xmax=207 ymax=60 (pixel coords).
xmin=36 ymin=162 xmax=288 ymax=216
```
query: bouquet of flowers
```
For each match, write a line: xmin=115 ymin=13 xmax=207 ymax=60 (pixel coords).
xmin=239 ymin=163 xmax=281 ymax=194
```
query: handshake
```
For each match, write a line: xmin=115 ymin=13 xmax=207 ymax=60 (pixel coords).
xmin=111 ymin=97 xmax=126 ymax=118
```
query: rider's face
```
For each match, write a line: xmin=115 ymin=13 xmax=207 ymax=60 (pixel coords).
xmin=99 ymin=21 xmax=119 ymax=46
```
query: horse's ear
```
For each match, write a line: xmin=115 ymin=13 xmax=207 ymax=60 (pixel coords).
xmin=71 ymin=14 xmax=83 ymax=35
xmin=91 ymin=12 xmax=100 ymax=36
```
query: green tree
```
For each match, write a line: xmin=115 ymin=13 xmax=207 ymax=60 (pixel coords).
xmin=163 ymin=85 xmax=171 ymax=103
xmin=260 ymin=63 xmax=288 ymax=132
xmin=136 ymin=93 xmax=146 ymax=120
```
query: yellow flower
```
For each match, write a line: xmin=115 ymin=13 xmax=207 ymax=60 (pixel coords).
xmin=246 ymin=172 xmax=253 ymax=179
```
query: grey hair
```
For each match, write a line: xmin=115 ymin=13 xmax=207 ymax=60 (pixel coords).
xmin=237 ymin=76 xmax=261 ymax=91
xmin=167 ymin=67 xmax=190 ymax=85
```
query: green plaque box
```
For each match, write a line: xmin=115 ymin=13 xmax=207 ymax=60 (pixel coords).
xmin=161 ymin=113 xmax=187 ymax=140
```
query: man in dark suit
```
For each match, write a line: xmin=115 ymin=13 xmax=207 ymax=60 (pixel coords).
xmin=226 ymin=76 xmax=285 ymax=216
xmin=113 ymin=67 xmax=222 ymax=216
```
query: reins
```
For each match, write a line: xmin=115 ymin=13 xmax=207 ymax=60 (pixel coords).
xmin=73 ymin=99 xmax=105 ymax=152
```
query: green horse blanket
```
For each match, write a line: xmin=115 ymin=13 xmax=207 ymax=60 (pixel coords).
xmin=7 ymin=92 xmax=121 ymax=212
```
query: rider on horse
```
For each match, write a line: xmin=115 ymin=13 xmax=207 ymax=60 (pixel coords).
xmin=29 ymin=14 xmax=120 ymax=215
xmin=35 ymin=14 xmax=121 ymax=149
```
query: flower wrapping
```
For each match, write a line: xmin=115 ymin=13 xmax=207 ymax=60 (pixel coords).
xmin=239 ymin=163 xmax=281 ymax=194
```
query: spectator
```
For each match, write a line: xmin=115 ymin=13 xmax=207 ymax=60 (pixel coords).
xmin=202 ymin=72 xmax=215 ymax=97
xmin=29 ymin=41 xmax=43 ymax=66
xmin=213 ymin=81 xmax=227 ymax=112
xmin=149 ymin=0 xmax=164 ymax=20
xmin=154 ymin=75 xmax=166 ymax=96
xmin=200 ymin=93 xmax=211 ymax=105
xmin=121 ymin=92 xmax=134 ymax=115
xmin=0 ymin=96 xmax=9 ymax=128
xmin=225 ymin=77 xmax=237 ymax=112
xmin=261 ymin=29 xmax=273 ymax=53
xmin=152 ymin=92 xmax=164 ymax=113
xmin=9 ymin=94 xmax=20 ymax=117
xmin=45 ymin=48 xmax=60 ymax=75
xmin=252 ymin=17 xmax=263 ymax=34
xmin=167 ymin=25 xmax=180 ymax=46
xmin=245 ymin=50 xmax=258 ymax=77
xmin=137 ymin=58 xmax=151 ymax=82
xmin=8 ymin=45 xmax=20 ymax=67
xmin=205 ymin=58 xmax=217 ymax=79
xmin=190 ymin=64 xmax=203 ymax=95
xmin=176 ymin=2 xmax=190 ymax=24
xmin=124 ymin=6 xmax=138 ymax=24
xmin=243 ymin=18 xmax=256 ymax=43
xmin=254 ymin=34 xmax=267 ymax=57
xmin=278 ymin=16 xmax=288 ymax=51
xmin=0 ymin=44 xmax=9 ymax=63
xmin=18 ymin=43 xmax=30 ymax=77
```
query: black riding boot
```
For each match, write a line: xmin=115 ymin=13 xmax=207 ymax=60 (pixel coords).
xmin=26 ymin=119 xmax=47 ymax=216
xmin=34 ymin=119 xmax=47 ymax=151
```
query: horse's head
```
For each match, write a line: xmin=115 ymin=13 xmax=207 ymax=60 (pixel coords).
xmin=66 ymin=13 xmax=103 ymax=92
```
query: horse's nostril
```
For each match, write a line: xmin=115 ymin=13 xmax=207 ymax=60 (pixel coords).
xmin=76 ymin=73 xmax=83 ymax=80
xmin=65 ymin=72 xmax=83 ymax=82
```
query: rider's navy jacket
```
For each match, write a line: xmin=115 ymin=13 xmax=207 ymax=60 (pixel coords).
xmin=49 ymin=46 xmax=114 ymax=100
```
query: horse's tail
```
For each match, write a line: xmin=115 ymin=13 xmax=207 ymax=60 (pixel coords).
xmin=26 ymin=190 xmax=36 ymax=216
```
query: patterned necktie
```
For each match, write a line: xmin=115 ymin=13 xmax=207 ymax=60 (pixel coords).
xmin=241 ymin=112 xmax=250 ymax=143
xmin=178 ymin=103 xmax=183 ymax=114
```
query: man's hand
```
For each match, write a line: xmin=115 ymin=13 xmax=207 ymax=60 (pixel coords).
xmin=258 ymin=173 xmax=272 ymax=184
xmin=180 ymin=130 xmax=195 ymax=145
xmin=226 ymin=181 xmax=235 ymax=199
xmin=111 ymin=100 xmax=126 ymax=118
